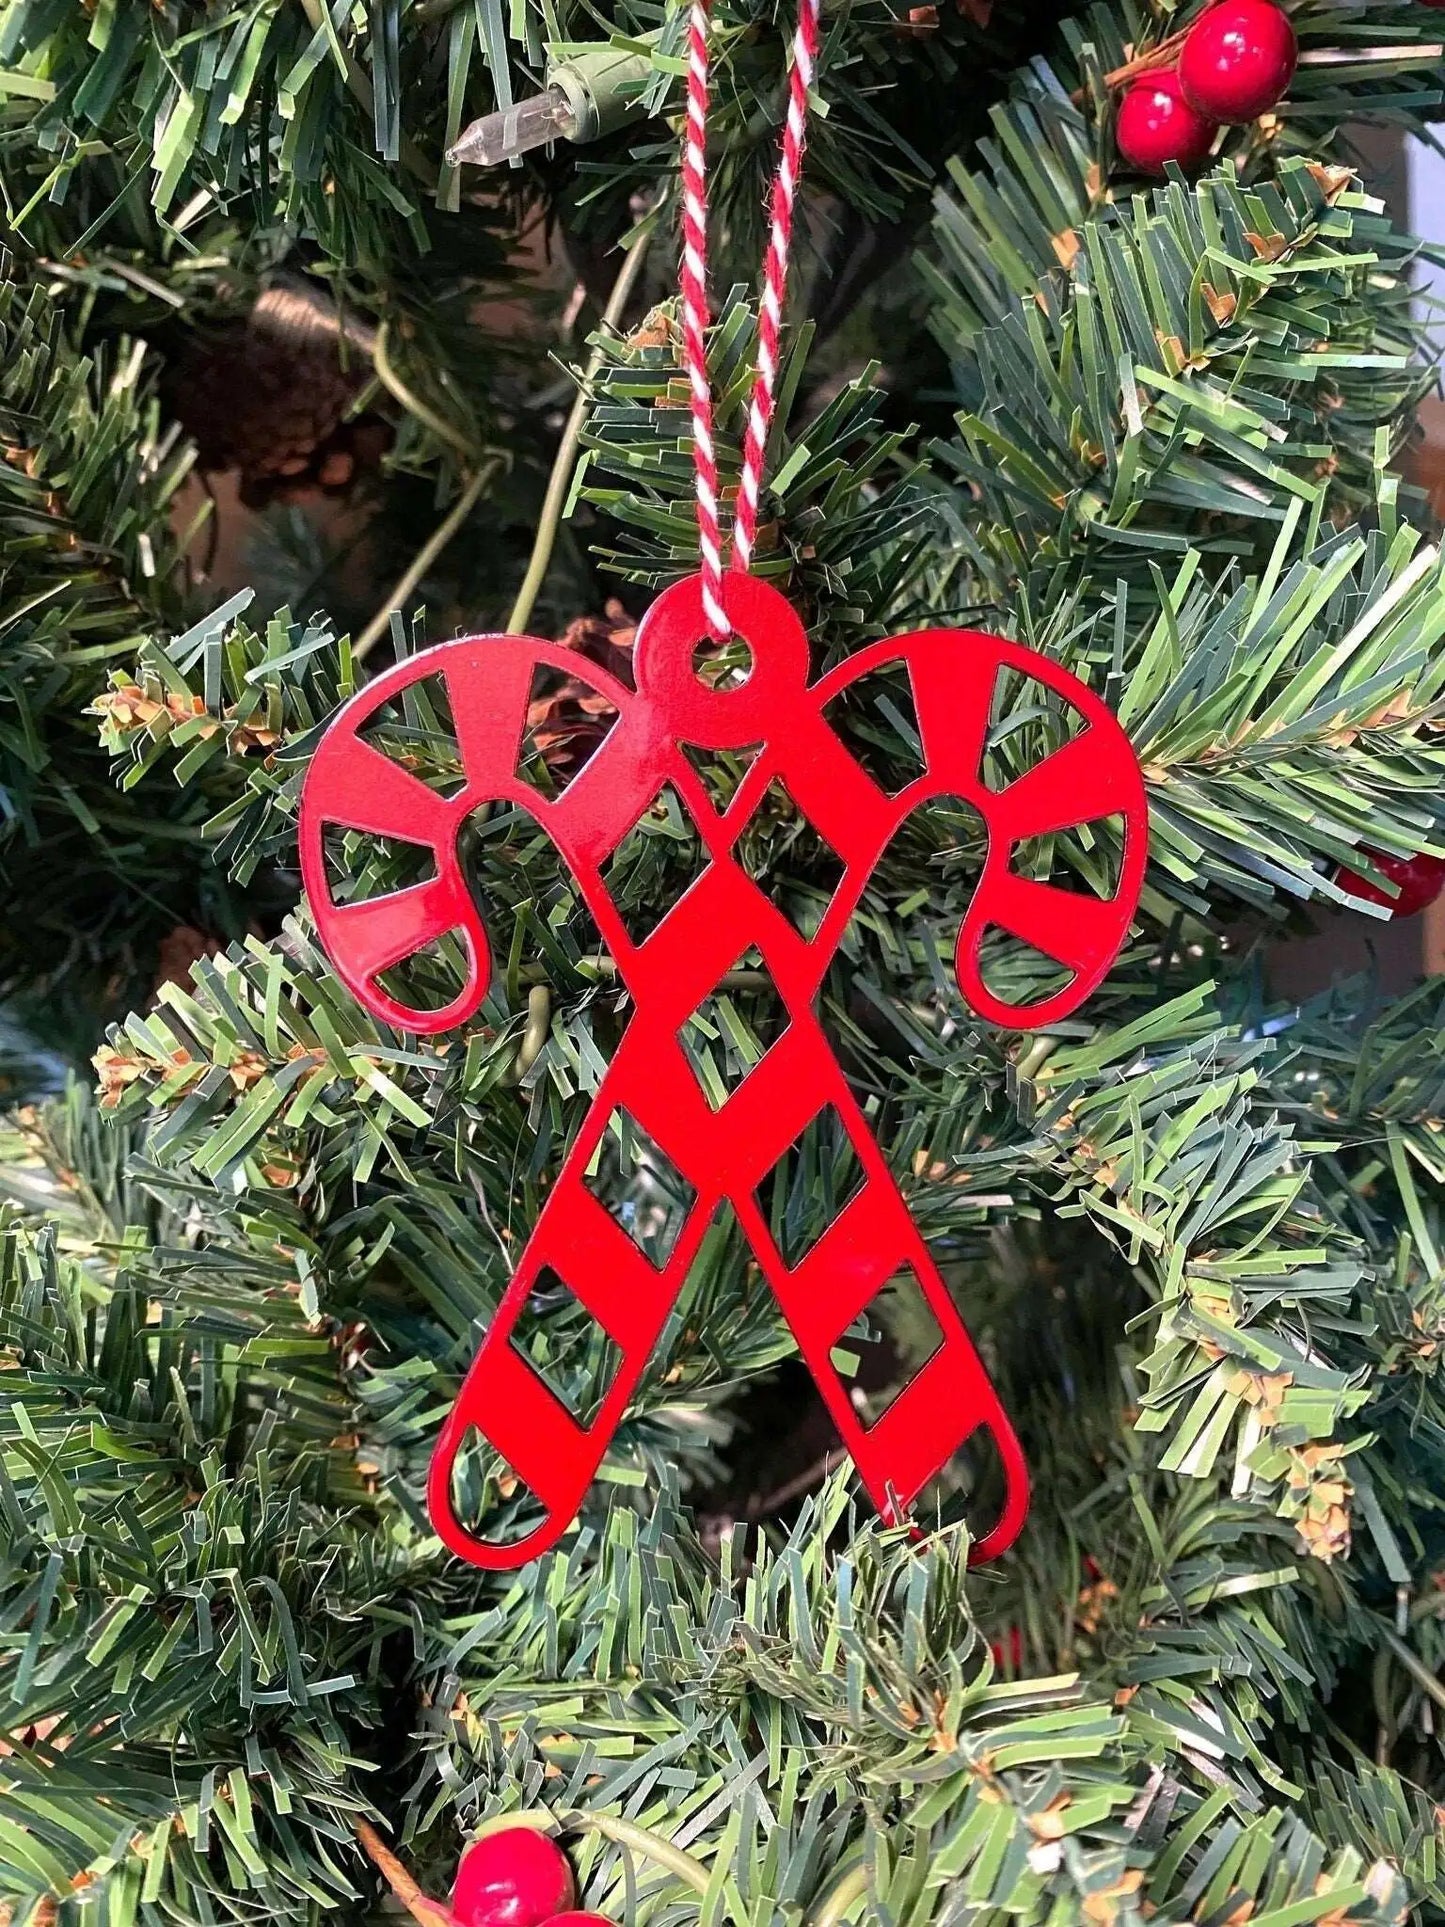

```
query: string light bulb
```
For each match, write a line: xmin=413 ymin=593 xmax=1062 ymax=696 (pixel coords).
xmin=448 ymin=42 xmax=655 ymax=166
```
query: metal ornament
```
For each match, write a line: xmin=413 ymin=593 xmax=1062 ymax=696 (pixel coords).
xmin=298 ymin=571 xmax=1148 ymax=1568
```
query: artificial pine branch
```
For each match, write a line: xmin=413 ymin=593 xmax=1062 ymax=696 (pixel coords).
xmin=0 ymin=255 xmax=251 ymax=1023
xmin=9 ymin=0 xmax=1445 ymax=1922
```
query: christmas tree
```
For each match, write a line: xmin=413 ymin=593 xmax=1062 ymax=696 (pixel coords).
xmin=5 ymin=0 xmax=1445 ymax=1920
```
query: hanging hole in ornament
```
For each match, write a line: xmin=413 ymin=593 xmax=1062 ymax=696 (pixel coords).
xmin=374 ymin=928 xmax=475 ymax=1014
xmin=516 ymin=662 xmax=621 ymax=799
xmin=444 ymin=1426 xmax=549 ymax=1548
xmin=320 ymin=823 xmax=440 ymax=906
xmin=974 ymin=927 xmax=1076 ymax=1009
xmin=979 ymin=673 xmax=1087 ymax=797
xmin=1009 ymin=812 xmax=1126 ymax=902
xmin=507 ymin=1267 xmax=624 ymax=1429
xmin=692 ymin=632 xmax=754 ymax=691
xmin=821 ymin=662 xmax=927 ymax=799
xmin=357 ymin=669 xmax=470 ymax=800
xmin=754 ymin=1102 xmax=867 ymax=1270
xmin=582 ymin=1107 xmax=699 ymax=1269
xmin=830 ymin=1264 xmax=945 ymax=1431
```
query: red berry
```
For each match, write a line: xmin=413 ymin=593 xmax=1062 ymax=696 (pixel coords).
xmin=1338 ymin=849 xmax=1445 ymax=919
xmin=1178 ymin=0 xmax=1297 ymax=123
xmin=452 ymin=1830 xmax=576 ymax=1927
xmin=548 ymin=1916 xmax=614 ymax=1925
xmin=1116 ymin=69 xmax=1219 ymax=175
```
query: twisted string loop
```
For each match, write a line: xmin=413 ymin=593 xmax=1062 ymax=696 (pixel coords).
xmin=681 ymin=0 xmax=822 ymax=638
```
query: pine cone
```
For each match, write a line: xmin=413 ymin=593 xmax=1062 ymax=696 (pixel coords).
xmin=162 ymin=281 xmax=391 ymax=504
xmin=152 ymin=924 xmax=220 ymax=998
xmin=526 ymin=600 xmax=638 ymax=782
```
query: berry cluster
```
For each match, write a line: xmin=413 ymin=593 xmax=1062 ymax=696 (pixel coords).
xmin=452 ymin=1830 xmax=607 ymax=1927
xmin=1115 ymin=0 xmax=1297 ymax=176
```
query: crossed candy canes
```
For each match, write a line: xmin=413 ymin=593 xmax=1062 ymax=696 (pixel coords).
xmin=299 ymin=573 xmax=1147 ymax=1568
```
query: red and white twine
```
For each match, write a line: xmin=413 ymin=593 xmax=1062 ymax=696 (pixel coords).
xmin=681 ymin=0 xmax=823 ymax=637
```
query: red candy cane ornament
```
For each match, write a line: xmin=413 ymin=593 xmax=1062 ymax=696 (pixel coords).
xmin=297 ymin=0 xmax=1149 ymax=1570
xmin=299 ymin=579 xmax=1147 ymax=1566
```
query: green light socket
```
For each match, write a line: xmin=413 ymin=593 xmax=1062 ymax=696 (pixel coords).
xmin=547 ymin=42 xmax=656 ymax=143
